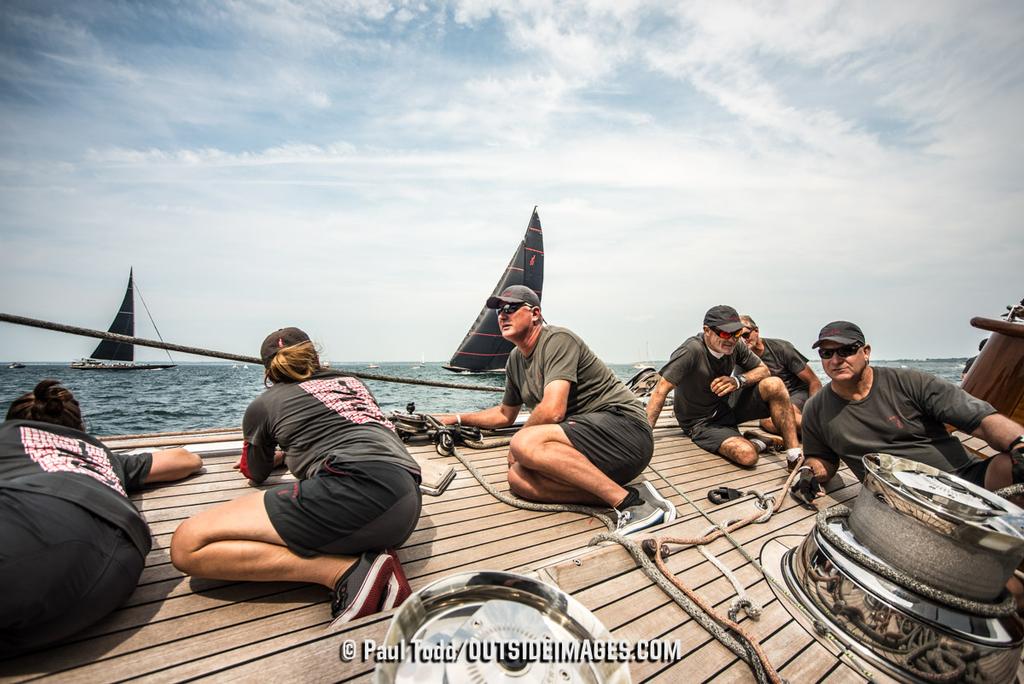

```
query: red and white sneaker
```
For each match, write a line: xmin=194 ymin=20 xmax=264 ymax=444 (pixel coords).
xmin=381 ymin=549 xmax=411 ymax=611
xmin=330 ymin=551 xmax=393 ymax=626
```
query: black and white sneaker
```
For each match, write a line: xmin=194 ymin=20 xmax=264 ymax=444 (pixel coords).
xmin=641 ymin=480 xmax=677 ymax=524
xmin=329 ymin=551 xmax=393 ymax=626
xmin=615 ymin=489 xmax=666 ymax=535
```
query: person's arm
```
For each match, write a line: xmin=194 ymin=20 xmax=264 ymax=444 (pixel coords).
xmin=523 ymin=380 xmax=570 ymax=427
xmin=797 ymin=366 xmax=823 ymax=397
xmin=437 ymin=404 xmax=519 ymax=429
xmin=647 ymin=377 xmax=675 ymax=428
xmin=972 ymin=413 xmax=1024 ymax=452
xmin=239 ymin=399 xmax=279 ymax=484
xmin=145 ymin=447 xmax=203 ymax=484
xmin=712 ymin=362 xmax=769 ymax=397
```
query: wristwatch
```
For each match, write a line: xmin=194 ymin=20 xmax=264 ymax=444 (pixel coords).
xmin=1009 ymin=434 xmax=1024 ymax=454
xmin=735 ymin=374 xmax=747 ymax=389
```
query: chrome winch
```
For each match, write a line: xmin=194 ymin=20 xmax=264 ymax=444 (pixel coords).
xmin=373 ymin=570 xmax=631 ymax=683
xmin=784 ymin=453 xmax=1024 ymax=683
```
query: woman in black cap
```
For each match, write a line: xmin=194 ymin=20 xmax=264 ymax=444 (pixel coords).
xmin=1 ymin=380 xmax=202 ymax=656
xmin=170 ymin=327 xmax=421 ymax=624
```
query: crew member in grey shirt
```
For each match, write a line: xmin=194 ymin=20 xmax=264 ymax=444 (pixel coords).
xmin=795 ymin=320 xmax=1024 ymax=504
xmin=739 ymin=314 xmax=821 ymax=434
xmin=436 ymin=286 xmax=674 ymax=535
xmin=647 ymin=305 xmax=802 ymax=468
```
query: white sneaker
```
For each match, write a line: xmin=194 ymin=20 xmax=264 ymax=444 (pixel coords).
xmin=641 ymin=480 xmax=677 ymax=524
xmin=615 ymin=487 xmax=666 ymax=535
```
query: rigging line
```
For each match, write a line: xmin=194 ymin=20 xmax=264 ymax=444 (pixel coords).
xmin=446 ymin=443 xmax=617 ymax=530
xmin=0 ymin=313 xmax=504 ymax=393
xmin=133 ymin=278 xmax=174 ymax=363
xmin=642 ymin=456 xmax=878 ymax=682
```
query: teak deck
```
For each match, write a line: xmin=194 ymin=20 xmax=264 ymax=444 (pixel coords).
xmin=0 ymin=413 xmax=1017 ymax=683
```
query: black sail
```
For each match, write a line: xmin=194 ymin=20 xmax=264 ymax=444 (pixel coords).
xmin=89 ymin=270 xmax=135 ymax=362
xmin=445 ymin=208 xmax=544 ymax=373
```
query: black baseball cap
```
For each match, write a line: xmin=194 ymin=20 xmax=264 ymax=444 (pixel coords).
xmin=260 ymin=327 xmax=311 ymax=365
xmin=812 ymin=321 xmax=865 ymax=349
xmin=486 ymin=285 xmax=541 ymax=310
xmin=703 ymin=305 xmax=744 ymax=333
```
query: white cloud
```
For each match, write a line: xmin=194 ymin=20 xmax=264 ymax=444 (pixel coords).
xmin=0 ymin=1 xmax=1021 ymax=363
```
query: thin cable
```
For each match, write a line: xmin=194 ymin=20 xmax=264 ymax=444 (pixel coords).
xmin=133 ymin=278 xmax=175 ymax=363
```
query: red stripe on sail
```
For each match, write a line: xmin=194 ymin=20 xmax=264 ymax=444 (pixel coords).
xmin=472 ymin=332 xmax=503 ymax=337
xmin=508 ymin=266 xmax=523 ymax=272
xmin=528 ymin=227 xmax=542 ymax=233
xmin=525 ymin=248 xmax=544 ymax=254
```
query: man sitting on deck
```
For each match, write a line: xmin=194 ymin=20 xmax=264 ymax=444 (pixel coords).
xmin=795 ymin=320 xmax=1024 ymax=504
xmin=435 ymin=285 xmax=675 ymax=534
xmin=739 ymin=314 xmax=821 ymax=436
xmin=646 ymin=305 xmax=802 ymax=468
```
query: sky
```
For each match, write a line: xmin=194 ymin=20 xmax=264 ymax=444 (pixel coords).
xmin=0 ymin=0 xmax=1021 ymax=364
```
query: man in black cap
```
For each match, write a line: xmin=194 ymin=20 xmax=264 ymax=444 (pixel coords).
xmin=435 ymin=285 xmax=675 ymax=535
xmin=793 ymin=320 xmax=1024 ymax=504
xmin=646 ymin=305 xmax=802 ymax=467
xmin=738 ymin=314 xmax=821 ymax=435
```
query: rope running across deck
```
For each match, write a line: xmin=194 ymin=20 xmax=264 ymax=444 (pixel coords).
xmin=0 ymin=313 xmax=504 ymax=393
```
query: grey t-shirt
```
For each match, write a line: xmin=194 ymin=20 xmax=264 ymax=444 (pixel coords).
xmin=502 ymin=326 xmax=648 ymax=425
xmin=659 ymin=335 xmax=763 ymax=429
xmin=801 ymin=366 xmax=997 ymax=480
xmin=242 ymin=370 xmax=419 ymax=483
xmin=759 ymin=337 xmax=811 ymax=395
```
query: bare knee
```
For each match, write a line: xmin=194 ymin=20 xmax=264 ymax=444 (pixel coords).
xmin=721 ymin=440 xmax=759 ymax=467
xmin=509 ymin=430 xmax=541 ymax=468
xmin=169 ymin=519 xmax=204 ymax=572
xmin=759 ymin=376 xmax=788 ymax=401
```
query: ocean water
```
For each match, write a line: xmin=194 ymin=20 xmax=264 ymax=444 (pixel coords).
xmin=0 ymin=358 xmax=968 ymax=436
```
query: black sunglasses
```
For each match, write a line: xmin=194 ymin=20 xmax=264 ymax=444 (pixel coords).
xmin=496 ymin=302 xmax=530 ymax=316
xmin=740 ymin=328 xmax=758 ymax=340
xmin=818 ymin=343 xmax=863 ymax=360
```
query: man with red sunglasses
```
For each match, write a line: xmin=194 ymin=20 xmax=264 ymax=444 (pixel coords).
xmin=646 ymin=305 xmax=801 ymax=467
xmin=794 ymin=320 xmax=1024 ymax=504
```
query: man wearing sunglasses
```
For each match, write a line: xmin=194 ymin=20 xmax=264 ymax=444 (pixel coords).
xmin=738 ymin=315 xmax=821 ymax=436
xmin=435 ymin=286 xmax=674 ymax=535
xmin=646 ymin=305 xmax=802 ymax=468
xmin=794 ymin=321 xmax=1024 ymax=505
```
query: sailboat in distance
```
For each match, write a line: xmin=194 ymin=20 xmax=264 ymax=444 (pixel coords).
xmin=443 ymin=208 xmax=544 ymax=374
xmin=71 ymin=269 xmax=176 ymax=371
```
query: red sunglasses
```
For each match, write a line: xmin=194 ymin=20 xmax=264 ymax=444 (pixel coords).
xmin=709 ymin=327 xmax=743 ymax=340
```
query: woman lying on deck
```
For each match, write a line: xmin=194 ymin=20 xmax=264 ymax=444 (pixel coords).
xmin=0 ymin=380 xmax=202 ymax=657
xmin=170 ymin=327 xmax=420 ymax=624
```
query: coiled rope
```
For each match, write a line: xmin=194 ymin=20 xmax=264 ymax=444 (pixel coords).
xmin=815 ymin=505 xmax=1017 ymax=617
xmin=641 ymin=458 xmax=879 ymax=682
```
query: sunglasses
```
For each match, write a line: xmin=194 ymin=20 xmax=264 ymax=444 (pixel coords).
xmin=496 ymin=302 xmax=530 ymax=316
xmin=740 ymin=328 xmax=758 ymax=340
xmin=818 ymin=343 xmax=863 ymax=360
xmin=709 ymin=327 xmax=743 ymax=340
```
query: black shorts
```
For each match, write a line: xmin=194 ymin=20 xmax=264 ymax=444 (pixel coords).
xmin=955 ymin=456 xmax=1023 ymax=489
xmin=561 ymin=409 xmax=654 ymax=485
xmin=264 ymin=459 xmax=422 ymax=558
xmin=0 ymin=489 xmax=145 ymax=657
xmin=789 ymin=388 xmax=809 ymax=410
xmin=687 ymin=385 xmax=771 ymax=454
